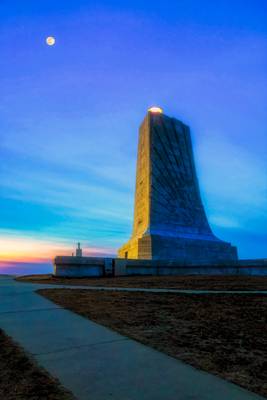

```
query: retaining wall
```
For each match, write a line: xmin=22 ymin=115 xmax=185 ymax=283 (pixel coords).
xmin=54 ymin=256 xmax=267 ymax=277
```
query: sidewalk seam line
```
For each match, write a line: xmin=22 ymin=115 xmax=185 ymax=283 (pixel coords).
xmin=0 ymin=307 xmax=62 ymax=315
xmin=34 ymin=338 xmax=130 ymax=357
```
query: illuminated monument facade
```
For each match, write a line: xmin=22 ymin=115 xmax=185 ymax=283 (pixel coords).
xmin=118 ymin=108 xmax=238 ymax=263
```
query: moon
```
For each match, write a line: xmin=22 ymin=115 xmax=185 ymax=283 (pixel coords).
xmin=46 ymin=36 xmax=56 ymax=46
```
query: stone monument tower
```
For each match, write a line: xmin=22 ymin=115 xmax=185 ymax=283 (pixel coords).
xmin=118 ymin=107 xmax=237 ymax=263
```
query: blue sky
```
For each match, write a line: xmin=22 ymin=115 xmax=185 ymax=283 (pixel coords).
xmin=0 ymin=0 xmax=266 ymax=263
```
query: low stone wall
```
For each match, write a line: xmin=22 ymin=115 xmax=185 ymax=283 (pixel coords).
xmin=114 ymin=259 xmax=267 ymax=277
xmin=54 ymin=256 xmax=267 ymax=277
xmin=55 ymin=265 xmax=103 ymax=277
xmin=54 ymin=256 xmax=105 ymax=277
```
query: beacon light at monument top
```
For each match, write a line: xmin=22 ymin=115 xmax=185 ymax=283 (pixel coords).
xmin=148 ymin=106 xmax=163 ymax=114
xmin=118 ymin=107 xmax=238 ymax=263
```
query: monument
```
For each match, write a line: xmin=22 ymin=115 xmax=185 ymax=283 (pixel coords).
xmin=54 ymin=108 xmax=267 ymax=277
xmin=118 ymin=107 xmax=238 ymax=263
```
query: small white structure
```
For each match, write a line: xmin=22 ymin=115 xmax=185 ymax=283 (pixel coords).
xmin=76 ymin=242 xmax=82 ymax=257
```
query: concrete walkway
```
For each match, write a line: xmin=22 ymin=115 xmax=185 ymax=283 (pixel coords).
xmin=9 ymin=278 xmax=267 ymax=295
xmin=51 ymin=284 xmax=267 ymax=295
xmin=0 ymin=275 xmax=265 ymax=400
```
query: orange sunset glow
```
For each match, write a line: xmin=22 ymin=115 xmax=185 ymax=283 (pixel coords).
xmin=0 ymin=236 xmax=114 ymax=264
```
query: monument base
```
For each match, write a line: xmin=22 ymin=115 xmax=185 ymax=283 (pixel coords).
xmin=118 ymin=234 xmax=237 ymax=264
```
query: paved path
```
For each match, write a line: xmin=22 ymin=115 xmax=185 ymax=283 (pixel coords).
xmin=0 ymin=275 xmax=265 ymax=400
xmin=9 ymin=278 xmax=267 ymax=295
xmin=50 ymin=284 xmax=267 ymax=294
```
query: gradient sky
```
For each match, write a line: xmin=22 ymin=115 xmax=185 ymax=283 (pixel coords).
xmin=0 ymin=0 xmax=267 ymax=267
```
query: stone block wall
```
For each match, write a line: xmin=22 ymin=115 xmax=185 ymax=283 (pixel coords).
xmin=54 ymin=256 xmax=267 ymax=277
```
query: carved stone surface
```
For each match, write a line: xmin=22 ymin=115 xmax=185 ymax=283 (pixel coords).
xmin=118 ymin=111 xmax=238 ymax=262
